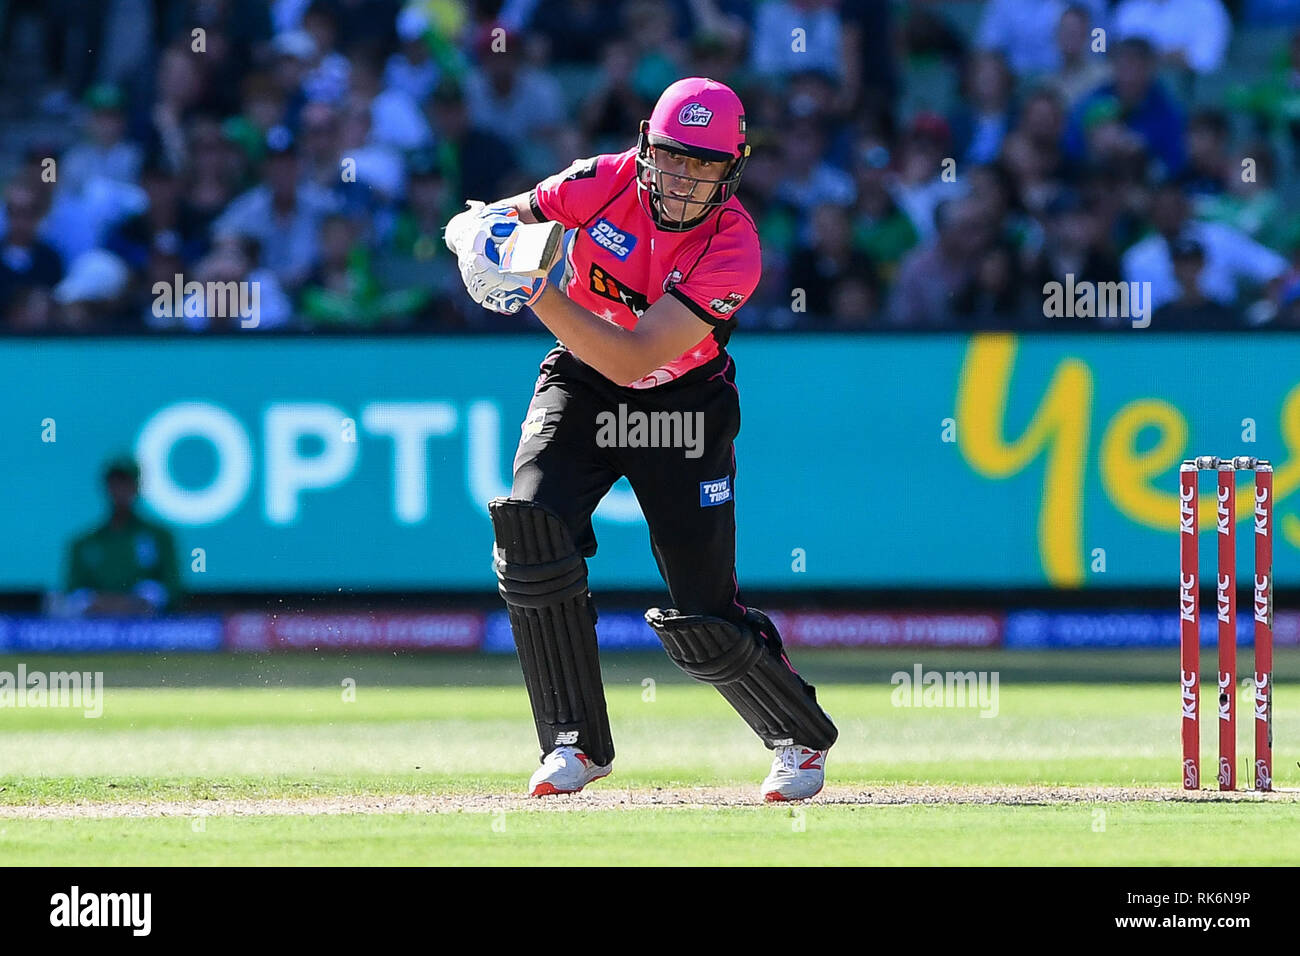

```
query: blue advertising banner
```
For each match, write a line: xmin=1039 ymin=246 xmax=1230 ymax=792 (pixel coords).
xmin=0 ymin=616 xmax=223 ymax=652
xmin=5 ymin=333 xmax=1298 ymax=591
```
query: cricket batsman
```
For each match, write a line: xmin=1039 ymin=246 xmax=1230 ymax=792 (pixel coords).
xmin=444 ymin=77 xmax=838 ymax=801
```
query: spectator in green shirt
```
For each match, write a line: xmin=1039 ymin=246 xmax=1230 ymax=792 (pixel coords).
xmin=63 ymin=456 xmax=181 ymax=616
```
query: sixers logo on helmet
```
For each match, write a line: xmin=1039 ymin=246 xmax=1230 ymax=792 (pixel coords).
xmin=678 ymin=103 xmax=713 ymax=127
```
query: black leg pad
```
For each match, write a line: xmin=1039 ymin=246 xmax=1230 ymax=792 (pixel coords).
xmin=490 ymin=498 xmax=614 ymax=766
xmin=645 ymin=607 xmax=838 ymax=751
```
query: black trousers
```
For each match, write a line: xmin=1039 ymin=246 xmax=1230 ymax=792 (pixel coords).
xmin=511 ymin=345 xmax=747 ymax=624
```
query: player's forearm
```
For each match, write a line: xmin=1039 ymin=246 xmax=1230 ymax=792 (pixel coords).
xmin=530 ymin=285 xmax=656 ymax=385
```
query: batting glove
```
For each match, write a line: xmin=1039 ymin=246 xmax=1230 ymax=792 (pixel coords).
xmin=458 ymin=220 xmax=548 ymax=315
xmin=443 ymin=200 xmax=519 ymax=258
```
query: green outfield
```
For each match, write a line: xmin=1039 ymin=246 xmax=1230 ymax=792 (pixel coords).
xmin=1 ymin=650 xmax=1297 ymax=865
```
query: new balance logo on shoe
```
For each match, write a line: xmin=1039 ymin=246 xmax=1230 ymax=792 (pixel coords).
xmin=529 ymin=746 xmax=612 ymax=797
xmin=762 ymin=743 xmax=828 ymax=802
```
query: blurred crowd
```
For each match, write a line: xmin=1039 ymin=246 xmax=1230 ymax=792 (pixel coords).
xmin=7 ymin=0 xmax=1300 ymax=332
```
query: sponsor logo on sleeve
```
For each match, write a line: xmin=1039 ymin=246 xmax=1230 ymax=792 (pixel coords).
xmin=588 ymin=218 xmax=637 ymax=260
xmin=699 ymin=476 xmax=732 ymax=507
xmin=522 ymin=406 xmax=546 ymax=440
xmin=557 ymin=156 xmax=598 ymax=183
xmin=709 ymin=292 xmax=745 ymax=316
xmin=538 ymin=157 xmax=598 ymax=194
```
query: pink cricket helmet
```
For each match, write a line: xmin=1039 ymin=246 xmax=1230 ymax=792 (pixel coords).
xmin=636 ymin=77 xmax=751 ymax=229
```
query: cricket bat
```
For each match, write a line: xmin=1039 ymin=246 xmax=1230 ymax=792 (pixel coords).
xmin=496 ymin=220 xmax=566 ymax=277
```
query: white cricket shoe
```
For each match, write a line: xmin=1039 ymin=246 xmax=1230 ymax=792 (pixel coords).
xmin=761 ymin=744 xmax=827 ymax=802
xmin=528 ymin=746 xmax=612 ymax=797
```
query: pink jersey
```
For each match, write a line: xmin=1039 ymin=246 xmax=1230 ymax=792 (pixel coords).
xmin=529 ymin=148 xmax=761 ymax=388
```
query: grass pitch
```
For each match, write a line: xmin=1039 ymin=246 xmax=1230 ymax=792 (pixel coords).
xmin=0 ymin=650 xmax=1297 ymax=865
